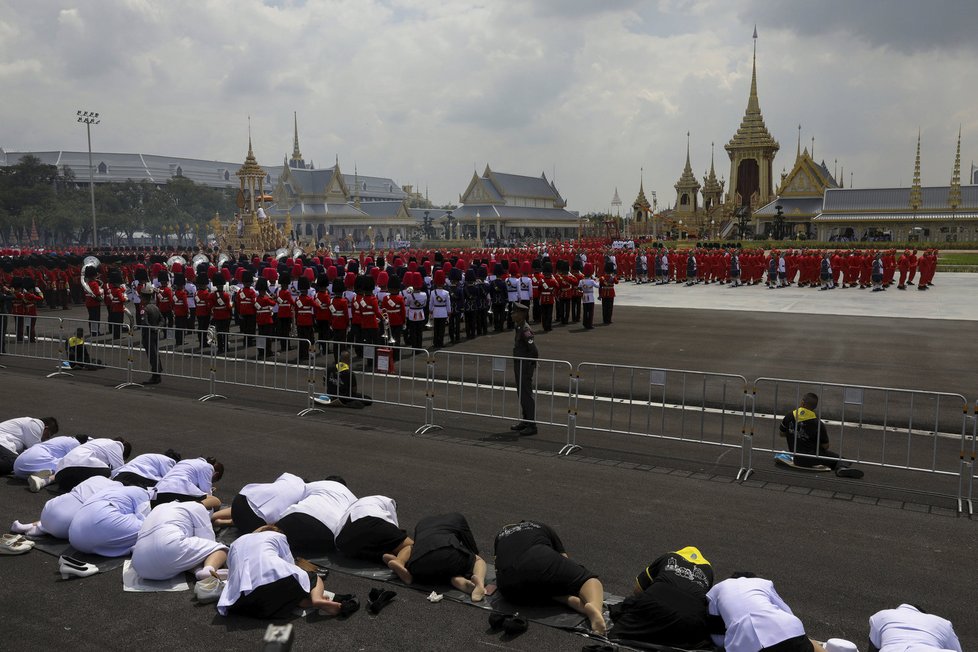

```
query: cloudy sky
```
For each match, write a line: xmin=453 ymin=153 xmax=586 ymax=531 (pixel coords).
xmin=1 ymin=0 xmax=976 ymax=213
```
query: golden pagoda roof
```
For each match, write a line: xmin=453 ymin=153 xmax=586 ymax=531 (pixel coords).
xmin=675 ymin=134 xmax=701 ymax=192
xmin=236 ymin=133 xmax=266 ymax=180
xmin=633 ymin=179 xmax=651 ymax=209
xmin=949 ymin=126 xmax=962 ymax=209
xmin=702 ymin=143 xmax=723 ymax=195
xmin=725 ymin=44 xmax=779 ymax=155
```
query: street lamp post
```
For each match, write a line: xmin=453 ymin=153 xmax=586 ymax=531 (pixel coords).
xmin=77 ymin=110 xmax=100 ymax=248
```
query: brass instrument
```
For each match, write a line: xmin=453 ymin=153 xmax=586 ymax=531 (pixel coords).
xmin=81 ymin=255 xmax=102 ymax=299
xmin=206 ymin=324 xmax=218 ymax=347
xmin=216 ymin=252 xmax=231 ymax=268
xmin=191 ymin=253 xmax=210 ymax=269
xmin=379 ymin=302 xmax=396 ymax=345
xmin=292 ymin=246 xmax=304 ymax=259
xmin=274 ymin=247 xmax=289 ymax=262
xmin=166 ymin=255 xmax=188 ymax=272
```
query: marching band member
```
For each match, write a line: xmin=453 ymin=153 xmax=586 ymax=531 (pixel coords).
xmin=599 ymin=262 xmax=617 ymax=325
xmin=172 ymin=273 xmax=190 ymax=346
xmin=315 ymin=273 xmax=332 ymax=356
xmin=430 ymin=269 xmax=451 ymax=349
xmin=294 ymin=275 xmax=320 ymax=361
xmin=275 ymin=270 xmax=295 ymax=353
xmin=382 ymin=274 xmax=406 ymax=352
xmin=195 ymin=276 xmax=212 ymax=349
xmin=105 ymin=269 xmax=127 ymax=340
xmin=83 ymin=264 xmax=103 ymax=336
xmin=210 ymin=271 xmax=232 ymax=354
xmin=328 ymin=278 xmax=350 ymax=362
xmin=254 ymin=278 xmax=276 ymax=360
xmin=404 ymin=272 xmax=427 ymax=350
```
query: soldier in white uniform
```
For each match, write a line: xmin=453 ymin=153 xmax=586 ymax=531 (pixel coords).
xmin=430 ymin=269 xmax=451 ymax=349
xmin=403 ymin=272 xmax=428 ymax=350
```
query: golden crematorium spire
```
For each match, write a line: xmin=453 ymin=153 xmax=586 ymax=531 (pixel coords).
xmin=292 ymin=111 xmax=303 ymax=163
xmin=949 ymin=126 xmax=962 ymax=210
xmin=909 ymin=131 xmax=922 ymax=211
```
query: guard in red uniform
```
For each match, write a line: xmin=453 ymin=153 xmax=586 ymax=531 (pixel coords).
xmin=194 ymin=278 xmax=212 ymax=349
xmin=328 ymin=278 xmax=350 ymax=361
xmin=275 ymin=271 xmax=295 ymax=353
xmin=83 ymin=265 xmax=104 ymax=336
xmin=172 ymin=273 xmax=190 ymax=345
xmin=236 ymin=270 xmax=257 ymax=349
xmin=314 ymin=274 xmax=332 ymax=356
xmin=599 ymin=262 xmax=617 ymax=325
xmin=539 ymin=262 xmax=556 ymax=332
xmin=382 ymin=274 xmax=406 ymax=356
xmin=294 ymin=275 xmax=320 ymax=360
xmin=106 ymin=269 xmax=128 ymax=340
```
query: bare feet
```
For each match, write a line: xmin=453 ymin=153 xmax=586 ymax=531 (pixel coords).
xmin=470 ymin=575 xmax=486 ymax=602
xmin=317 ymin=599 xmax=342 ymax=616
xmin=583 ymin=602 xmax=607 ymax=636
xmin=383 ymin=553 xmax=412 ymax=584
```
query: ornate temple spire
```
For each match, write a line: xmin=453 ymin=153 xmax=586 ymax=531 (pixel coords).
xmin=354 ymin=163 xmax=361 ymax=208
xmin=909 ymin=130 xmax=922 ymax=211
xmin=949 ymin=126 xmax=962 ymax=209
xmin=725 ymin=33 xmax=779 ymax=155
xmin=633 ymin=168 xmax=651 ymax=210
xmin=291 ymin=111 xmax=303 ymax=163
xmin=702 ymin=142 xmax=723 ymax=196
xmin=676 ymin=132 xmax=701 ymax=190
xmin=797 ymin=124 xmax=801 ymax=159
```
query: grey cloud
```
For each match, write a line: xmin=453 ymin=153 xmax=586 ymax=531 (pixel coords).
xmin=744 ymin=0 xmax=978 ymax=54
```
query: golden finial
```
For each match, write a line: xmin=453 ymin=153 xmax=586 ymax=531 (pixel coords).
xmin=292 ymin=111 xmax=302 ymax=162
xmin=909 ymin=130 xmax=922 ymax=211
xmin=949 ymin=125 xmax=962 ymax=209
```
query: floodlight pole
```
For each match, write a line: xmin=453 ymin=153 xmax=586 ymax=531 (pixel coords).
xmin=77 ymin=110 xmax=100 ymax=248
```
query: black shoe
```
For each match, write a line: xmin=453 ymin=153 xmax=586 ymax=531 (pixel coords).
xmin=519 ymin=427 xmax=538 ymax=436
xmin=367 ymin=588 xmax=396 ymax=614
xmin=510 ymin=422 xmax=527 ymax=431
xmin=836 ymin=467 xmax=864 ymax=479
xmin=142 ymin=376 xmax=161 ymax=385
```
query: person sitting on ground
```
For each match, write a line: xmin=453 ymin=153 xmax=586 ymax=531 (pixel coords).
xmin=66 ymin=327 xmax=102 ymax=370
xmin=316 ymin=349 xmax=372 ymax=408
xmin=868 ymin=603 xmax=962 ymax=652
xmin=150 ymin=457 xmax=223 ymax=508
xmin=492 ymin=519 xmax=607 ymax=635
xmin=333 ymin=495 xmax=413 ymax=566
xmin=779 ymin=393 xmax=863 ymax=478
xmin=609 ymin=546 xmax=714 ymax=648
xmin=707 ymin=573 xmax=825 ymax=652
xmin=12 ymin=434 xmax=85 ymax=479
xmin=110 ymin=450 xmax=182 ymax=489
xmin=131 ymin=501 xmax=229 ymax=582
xmin=384 ymin=512 xmax=488 ymax=602
xmin=11 ymin=475 xmax=119 ymax=539
xmin=276 ymin=476 xmax=357 ymax=554
xmin=67 ymin=482 xmax=153 ymax=557
xmin=217 ymin=526 xmax=344 ymax=618
xmin=0 ymin=416 xmax=59 ymax=476
xmin=29 ymin=436 xmax=131 ymax=493
xmin=211 ymin=472 xmax=306 ymax=531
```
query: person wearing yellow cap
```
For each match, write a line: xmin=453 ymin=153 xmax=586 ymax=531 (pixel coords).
xmin=609 ymin=546 xmax=714 ymax=647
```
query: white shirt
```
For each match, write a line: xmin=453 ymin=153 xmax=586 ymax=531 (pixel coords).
xmin=68 ymin=484 xmax=152 ymax=557
xmin=707 ymin=577 xmax=806 ymax=652
xmin=153 ymin=458 xmax=214 ymax=498
xmin=240 ymin=472 xmax=306 ymax=524
xmin=430 ymin=288 xmax=451 ymax=318
xmin=110 ymin=453 xmax=178 ymax=484
xmin=39 ymin=476 xmax=119 ymax=539
xmin=404 ymin=290 xmax=427 ymax=322
xmin=578 ymin=278 xmax=598 ymax=304
xmin=13 ymin=436 xmax=79 ymax=478
xmin=217 ymin=531 xmax=310 ymax=616
xmin=132 ymin=501 xmax=225 ymax=581
xmin=341 ymin=495 xmax=398 ymax=527
xmin=56 ymin=438 xmax=125 ymax=472
xmin=0 ymin=417 xmax=45 ymax=454
xmin=518 ymin=275 xmax=533 ymax=301
xmin=505 ymin=277 xmax=520 ymax=301
xmin=279 ymin=480 xmax=357 ymax=536
xmin=869 ymin=604 xmax=962 ymax=652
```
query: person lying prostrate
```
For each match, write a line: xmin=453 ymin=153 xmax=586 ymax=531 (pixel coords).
xmin=707 ymin=574 xmax=825 ymax=652
xmin=11 ymin=476 xmax=119 ymax=539
xmin=29 ymin=437 xmax=131 ymax=493
xmin=333 ymin=495 xmax=413 ymax=566
xmin=384 ymin=512 xmax=488 ymax=602
xmin=217 ymin=527 xmax=342 ymax=619
xmin=150 ymin=457 xmax=223 ymax=508
xmin=131 ymin=501 xmax=228 ymax=582
xmin=493 ymin=520 xmax=607 ymax=635
xmin=110 ymin=451 xmax=181 ymax=489
xmin=212 ymin=472 xmax=306 ymax=532
xmin=609 ymin=546 xmax=714 ymax=648
xmin=67 ymin=484 xmax=152 ymax=557
xmin=868 ymin=604 xmax=962 ymax=652
xmin=0 ymin=416 xmax=59 ymax=475
xmin=276 ymin=476 xmax=356 ymax=553
xmin=12 ymin=435 xmax=84 ymax=479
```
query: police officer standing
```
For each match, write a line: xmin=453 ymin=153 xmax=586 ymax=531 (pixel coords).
xmin=510 ymin=302 xmax=538 ymax=436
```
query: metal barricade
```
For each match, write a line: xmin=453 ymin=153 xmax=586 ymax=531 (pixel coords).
xmin=132 ymin=324 xmax=226 ymax=401
xmin=58 ymin=317 xmax=142 ymax=389
xmin=749 ymin=377 xmax=970 ymax=508
xmin=573 ymin=363 xmax=749 ymax=458
xmin=211 ymin=331 xmax=315 ymax=413
xmin=1 ymin=314 xmax=71 ymax=378
xmin=303 ymin=338 xmax=431 ymax=419
xmin=427 ymin=350 xmax=575 ymax=442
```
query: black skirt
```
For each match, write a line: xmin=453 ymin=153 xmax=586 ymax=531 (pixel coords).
xmin=496 ymin=544 xmax=597 ymax=604
xmin=231 ymin=493 xmax=266 ymax=534
xmin=227 ymin=570 xmax=316 ymax=619
xmin=334 ymin=516 xmax=407 ymax=563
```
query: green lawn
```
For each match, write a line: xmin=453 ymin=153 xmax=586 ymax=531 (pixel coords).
xmin=939 ymin=252 xmax=978 ymax=265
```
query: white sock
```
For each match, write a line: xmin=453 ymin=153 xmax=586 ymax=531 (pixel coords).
xmin=11 ymin=520 xmax=33 ymax=534
xmin=195 ymin=566 xmax=215 ymax=580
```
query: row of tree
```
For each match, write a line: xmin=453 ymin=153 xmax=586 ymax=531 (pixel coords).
xmin=0 ymin=155 xmax=237 ymax=248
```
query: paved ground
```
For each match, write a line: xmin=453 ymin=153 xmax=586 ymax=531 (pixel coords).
xmin=1 ymin=281 xmax=977 ymax=651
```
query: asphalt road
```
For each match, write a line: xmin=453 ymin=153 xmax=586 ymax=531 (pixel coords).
xmin=1 ymin=296 xmax=977 ymax=651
